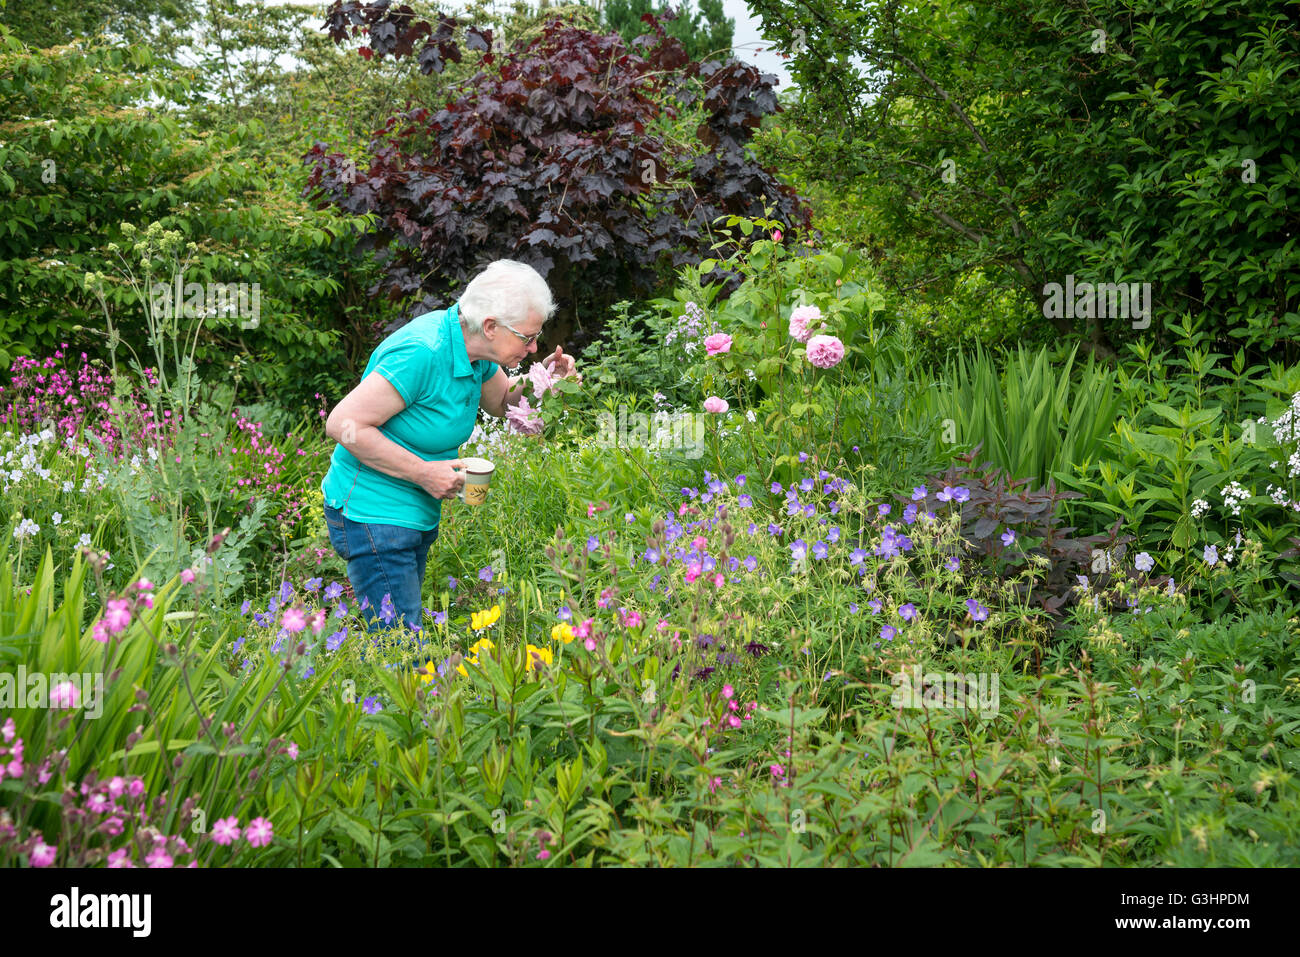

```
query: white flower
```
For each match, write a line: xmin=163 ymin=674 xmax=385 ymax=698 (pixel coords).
xmin=13 ymin=518 xmax=39 ymax=539
xmin=52 ymin=512 xmax=63 ymax=526
xmin=1133 ymin=552 xmax=1153 ymax=572
xmin=147 ymin=447 xmax=159 ymax=462
xmin=745 ymin=409 xmax=756 ymax=423
xmin=78 ymin=533 xmax=92 ymax=547
xmin=129 ymin=454 xmax=142 ymax=470
xmin=1190 ymin=498 xmax=1210 ymax=519
xmin=61 ymin=481 xmax=73 ymax=493
xmin=9 ymin=469 xmax=22 ymax=483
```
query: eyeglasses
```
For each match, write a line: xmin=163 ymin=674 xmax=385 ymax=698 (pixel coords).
xmin=497 ymin=320 xmax=542 ymax=347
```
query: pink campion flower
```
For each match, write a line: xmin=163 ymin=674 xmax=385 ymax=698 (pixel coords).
xmin=107 ymin=849 xmax=133 ymax=868
xmin=136 ymin=578 xmax=154 ymax=592
xmin=711 ymin=573 xmax=724 ymax=588
xmin=286 ymin=742 xmax=299 ymax=760
xmin=728 ymin=715 xmax=741 ymax=728
xmin=145 ymin=847 xmax=173 ymax=868
xmin=30 ymin=841 xmax=57 ymax=867
xmin=309 ymin=608 xmax=326 ymax=635
xmin=210 ymin=817 xmax=241 ymax=846
xmin=2 ymin=718 xmax=14 ymax=743
xmin=6 ymin=759 xmax=22 ymax=779
xmin=708 ymin=776 xmax=722 ymax=793
xmin=684 ymin=563 xmax=702 ymax=584
xmin=691 ymin=535 xmax=708 ymax=550
xmin=573 ymin=618 xmax=593 ymax=640
xmin=506 ymin=395 xmax=545 ymax=435
xmin=704 ymin=333 xmax=732 ymax=356
xmin=180 ymin=568 xmax=196 ymax=585
xmin=806 ymin=334 xmax=845 ymax=369
xmin=583 ymin=637 xmax=597 ymax=652
xmin=50 ymin=681 xmax=79 ymax=710
xmin=788 ymin=305 xmax=821 ymax=343
xmin=128 ymin=777 xmax=145 ymax=797
xmin=722 ymin=684 xmax=734 ymax=699
xmin=770 ymin=764 xmax=785 ymax=779
xmin=137 ymin=593 xmax=154 ymax=611
xmin=244 ymin=817 xmax=273 ymax=848
xmin=107 ymin=776 xmax=126 ymax=797
xmin=621 ymin=609 xmax=642 ymax=628
xmin=104 ymin=598 xmax=132 ymax=634
xmin=703 ymin=396 xmax=729 ymax=414
xmin=281 ymin=607 xmax=307 ymax=633
xmin=86 ymin=792 xmax=110 ymax=814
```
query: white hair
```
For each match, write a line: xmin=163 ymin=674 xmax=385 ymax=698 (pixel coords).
xmin=457 ymin=260 xmax=556 ymax=335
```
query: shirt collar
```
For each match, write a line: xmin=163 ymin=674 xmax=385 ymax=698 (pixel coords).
xmin=447 ymin=302 xmax=473 ymax=379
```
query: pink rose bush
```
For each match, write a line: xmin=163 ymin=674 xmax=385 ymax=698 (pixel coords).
xmin=507 ymin=395 xmax=545 ymax=435
xmin=703 ymin=396 xmax=729 ymax=414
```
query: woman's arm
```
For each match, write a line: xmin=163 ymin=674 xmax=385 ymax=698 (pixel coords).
xmin=480 ymin=368 xmax=528 ymax=418
xmin=326 ymin=372 xmax=464 ymax=498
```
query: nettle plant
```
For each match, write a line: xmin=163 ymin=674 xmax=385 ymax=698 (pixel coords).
xmin=305 ymin=3 xmax=807 ymax=340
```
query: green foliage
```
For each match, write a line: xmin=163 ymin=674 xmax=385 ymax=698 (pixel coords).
xmin=749 ymin=0 xmax=1300 ymax=358
xmin=924 ymin=340 xmax=1124 ymax=490
xmin=602 ymin=0 xmax=734 ymax=61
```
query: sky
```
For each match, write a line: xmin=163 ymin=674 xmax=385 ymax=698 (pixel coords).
xmin=719 ymin=0 xmax=796 ymax=91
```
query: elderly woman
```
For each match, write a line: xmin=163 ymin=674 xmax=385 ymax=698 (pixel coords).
xmin=321 ymin=259 xmax=575 ymax=639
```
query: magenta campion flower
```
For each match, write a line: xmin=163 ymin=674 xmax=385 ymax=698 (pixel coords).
xmin=180 ymin=568 xmax=195 ymax=584
xmin=805 ymin=335 xmax=845 ymax=369
xmin=703 ymin=396 xmax=729 ymax=414
xmin=281 ymin=607 xmax=307 ymax=633
xmin=244 ymin=817 xmax=273 ymax=848
xmin=211 ymin=817 xmax=241 ymax=846
xmin=30 ymin=841 xmax=57 ymax=867
xmin=788 ymin=305 xmax=821 ymax=343
xmin=704 ymin=333 xmax=732 ymax=356
xmin=104 ymin=598 xmax=132 ymax=634
xmin=50 ymin=681 xmax=78 ymax=710
xmin=146 ymin=847 xmax=173 ymax=868
xmin=107 ymin=849 xmax=133 ymax=868
xmin=506 ymin=395 xmax=545 ymax=435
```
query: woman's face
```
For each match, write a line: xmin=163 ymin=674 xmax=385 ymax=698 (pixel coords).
xmin=488 ymin=310 xmax=544 ymax=367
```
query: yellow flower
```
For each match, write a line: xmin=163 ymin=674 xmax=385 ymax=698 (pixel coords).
xmin=525 ymin=643 xmax=553 ymax=671
xmin=551 ymin=622 xmax=575 ymax=644
xmin=471 ymin=604 xmax=502 ymax=631
xmin=418 ymin=660 xmax=437 ymax=684
xmin=456 ymin=638 xmax=496 ymax=677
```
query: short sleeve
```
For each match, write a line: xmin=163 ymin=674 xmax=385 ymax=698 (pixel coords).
xmin=477 ymin=361 xmax=499 ymax=385
xmin=372 ymin=339 xmax=432 ymax=407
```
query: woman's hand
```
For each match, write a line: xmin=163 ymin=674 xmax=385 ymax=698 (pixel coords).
xmin=419 ymin=458 xmax=466 ymax=500
xmin=541 ymin=345 xmax=577 ymax=380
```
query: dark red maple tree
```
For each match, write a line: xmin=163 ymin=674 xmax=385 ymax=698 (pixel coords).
xmin=305 ymin=1 xmax=808 ymax=347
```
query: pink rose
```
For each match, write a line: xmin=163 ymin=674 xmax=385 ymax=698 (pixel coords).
xmin=704 ymin=333 xmax=732 ymax=356
xmin=805 ymin=334 xmax=845 ymax=369
xmin=526 ymin=361 xmax=558 ymax=399
xmin=506 ymin=395 xmax=545 ymax=435
xmin=703 ymin=396 xmax=729 ymax=414
xmin=788 ymin=305 xmax=822 ymax=343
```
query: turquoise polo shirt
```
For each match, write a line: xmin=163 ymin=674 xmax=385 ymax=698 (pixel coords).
xmin=321 ymin=303 xmax=498 ymax=530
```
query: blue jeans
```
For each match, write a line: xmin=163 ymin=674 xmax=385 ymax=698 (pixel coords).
xmin=323 ymin=504 xmax=438 ymax=648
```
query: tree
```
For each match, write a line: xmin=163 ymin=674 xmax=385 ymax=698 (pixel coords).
xmin=304 ymin=2 xmax=807 ymax=349
xmin=603 ymin=0 xmax=734 ymax=62
xmin=749 ymin=0 xmax=1300 ymax=359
